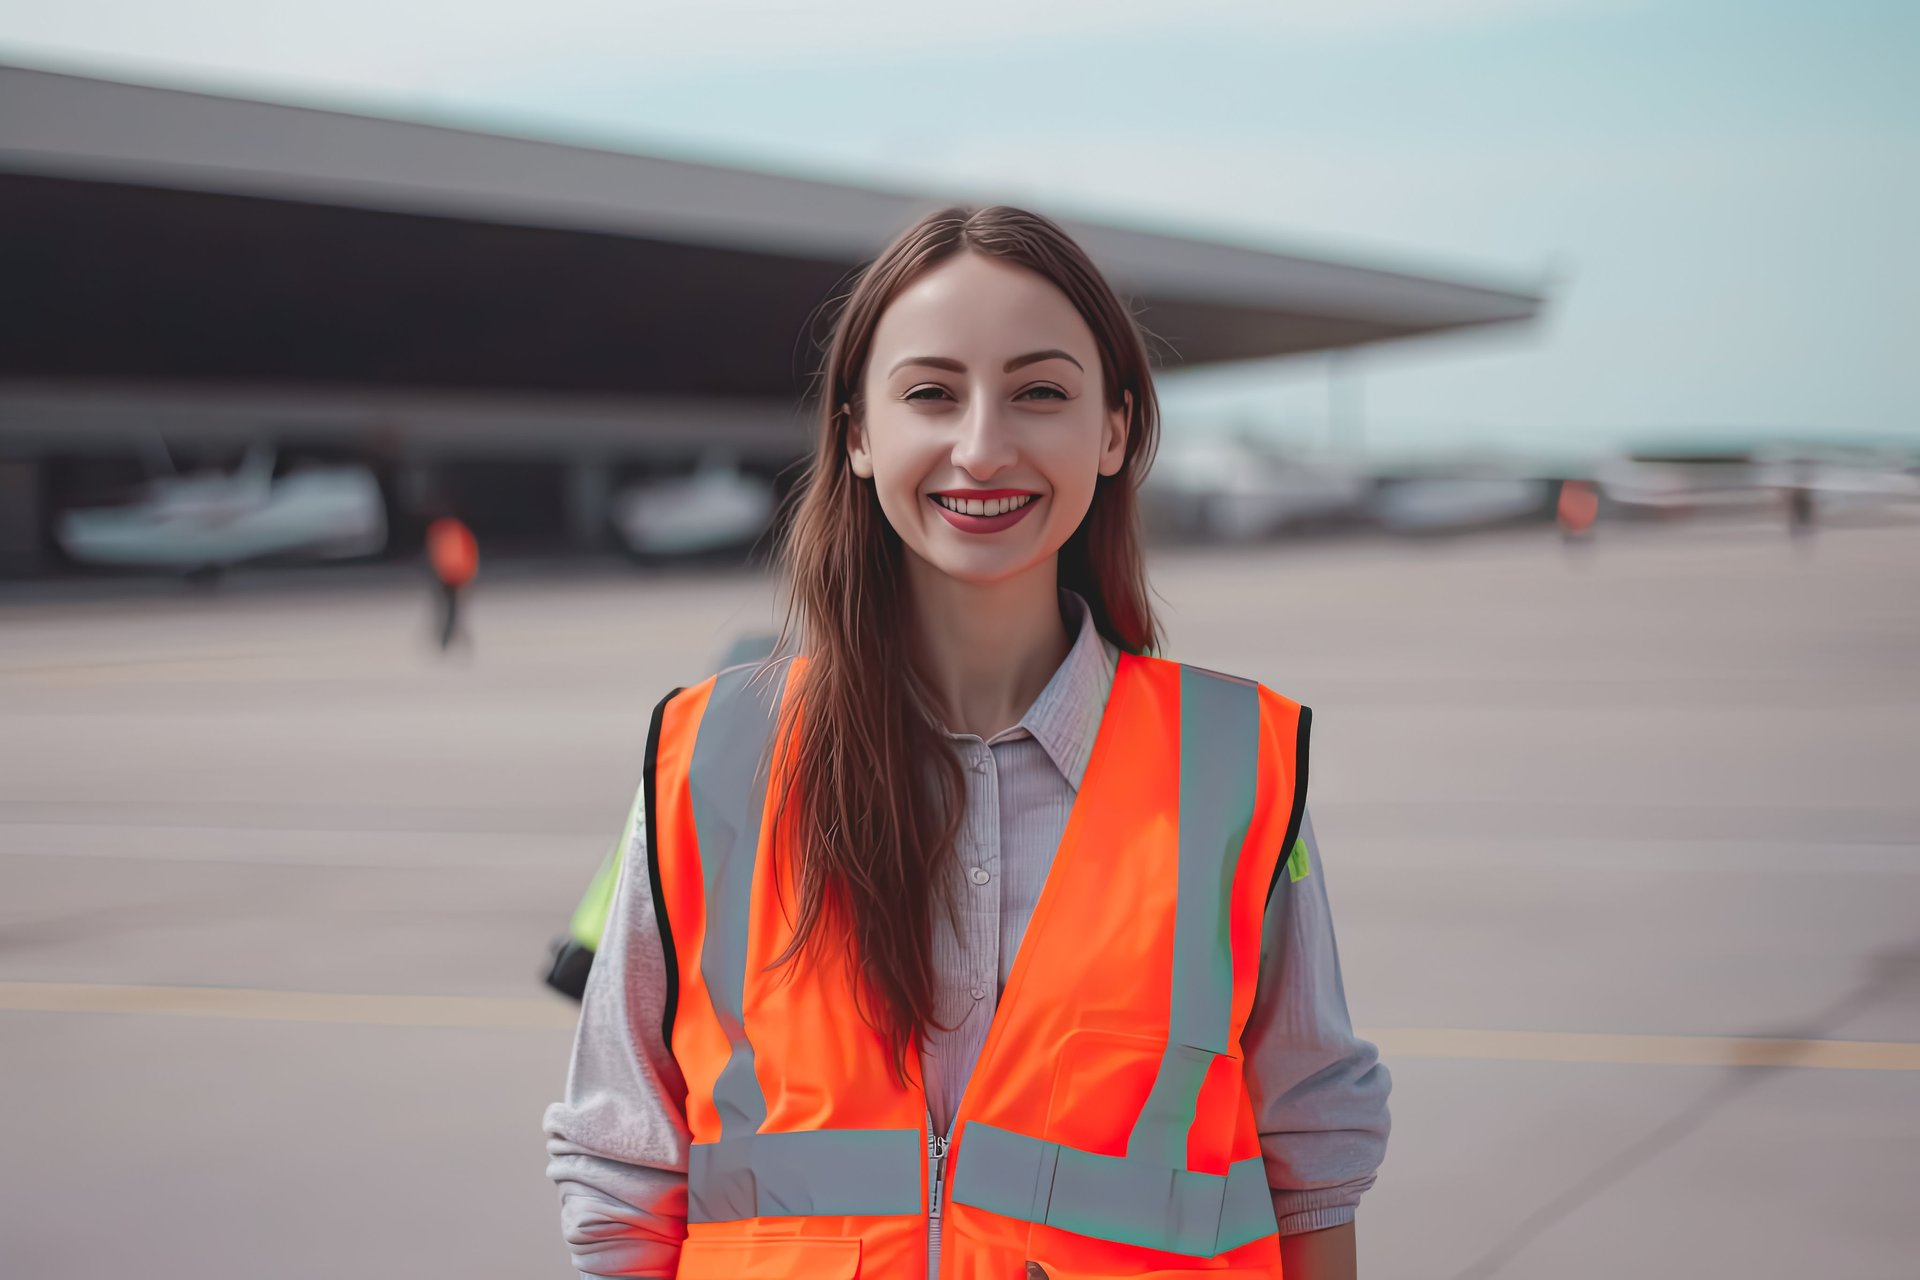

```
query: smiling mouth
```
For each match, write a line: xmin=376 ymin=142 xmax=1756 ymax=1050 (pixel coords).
xmin=929 ymin=493 xmax=1037 ymax=517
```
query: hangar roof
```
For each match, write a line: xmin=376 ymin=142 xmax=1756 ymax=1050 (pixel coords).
xmin=1 ymin=62 xmax=1543 ymax=398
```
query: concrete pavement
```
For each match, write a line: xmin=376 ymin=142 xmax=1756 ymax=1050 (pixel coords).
xmin=3 ymin=520 xmax=1916 ymax=1278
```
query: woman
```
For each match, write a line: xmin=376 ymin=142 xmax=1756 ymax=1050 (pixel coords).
xmin=545 ymin=206 xmax=1390 ymax=1279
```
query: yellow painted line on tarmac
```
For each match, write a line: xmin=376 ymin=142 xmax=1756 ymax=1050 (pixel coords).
xmin=0 ymin=981 xmax=578 ymax=1031
xmin=1367 ymin=1027 xmax=1920 ymax=1072
xmin=0 ymin=653 xmax=263 ymax=683
xmin=4 ymin=984 xmax=1918 ymax=1069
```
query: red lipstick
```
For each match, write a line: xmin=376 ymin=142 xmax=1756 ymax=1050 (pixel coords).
xmin=930 ymin=489 xmax=1035 ymax=500
xmin=927 ymin=490 xmax=1041 ymax=535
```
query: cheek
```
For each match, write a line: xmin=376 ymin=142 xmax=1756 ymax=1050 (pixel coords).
xmin=1035 ymin=421 xmax=1106 ymax=504
xmin=865 ymin=422 xmax=931 ymax=496
xmin=860 ymin=417 xmax=941 ymax=539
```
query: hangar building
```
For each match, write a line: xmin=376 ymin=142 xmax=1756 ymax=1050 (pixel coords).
xmin=0 ymin=62 xmax=1542 ymax=574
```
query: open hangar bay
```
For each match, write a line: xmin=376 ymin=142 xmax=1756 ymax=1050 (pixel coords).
xmin=0 ymin=61 xmax=1539 ymax=575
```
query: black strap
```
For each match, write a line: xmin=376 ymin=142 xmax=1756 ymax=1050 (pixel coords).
xmin=644 ymin=687 xmax=683 ymax=1047
xmin=1265 ymin=704 xmax=1312 ymax=907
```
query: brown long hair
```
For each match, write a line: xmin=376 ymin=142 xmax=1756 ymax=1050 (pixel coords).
xmin=772 ymin=205 xmax=1162 ymax=1076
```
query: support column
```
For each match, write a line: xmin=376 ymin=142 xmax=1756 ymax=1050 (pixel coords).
xmin=566 ymin=457 xmax=614 ymax=551
xmin=1327 ymin=352 xmax=1367 ymax=456
xmin=0 ymin=459 xmax=45 ymax=577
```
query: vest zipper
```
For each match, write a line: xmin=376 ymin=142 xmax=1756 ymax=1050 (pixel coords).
xmin=928 ymin=1128 xmax=951 ymax=1219
xmin=928 ymin=1108 xmax=957 ymax=1280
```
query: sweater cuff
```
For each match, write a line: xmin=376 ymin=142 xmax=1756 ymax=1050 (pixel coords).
xmin=1275 ymin=1202 xmax=1357 ymax=1236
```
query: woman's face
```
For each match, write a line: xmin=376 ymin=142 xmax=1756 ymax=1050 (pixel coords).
xmin=849 ymin=251 xmax=1130 ymax=587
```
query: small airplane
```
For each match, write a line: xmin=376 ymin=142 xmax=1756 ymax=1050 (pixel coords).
xmin=609 ymin=455 xmax=777 ymax=561
xmin=1369 ymin=473 xmax=1558 ymax=534
xmin=1593 ymin=450 xmax=1778 ymax=516
xmin=1141 ymin=431 xmax=1373 ymax=541
xmin=1596 ymin=446 xmax=1920 ymax=523
xmin=56 ymin=443 xmax=387 ymax=576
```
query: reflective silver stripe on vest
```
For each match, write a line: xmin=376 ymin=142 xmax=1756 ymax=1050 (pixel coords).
xmin=685 ymin=663 xmax=924 ymax=1224
xmin=950 ymin=666 xmax=1276 ymax=1256
xmin=1127 ymin=666 xmax=1261 ymax=1168
xmin=953 ymin=1122 xmax=1276 ymax=1256
xmin=689 ymin=1129 xmax=925 ymax=1221
xmin=686 ymin=663 xmax=780 ymax=1220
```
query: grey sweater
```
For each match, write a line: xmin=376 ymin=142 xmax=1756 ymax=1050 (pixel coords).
xmin=544 ymin=596 xmax=1391 ymax=1277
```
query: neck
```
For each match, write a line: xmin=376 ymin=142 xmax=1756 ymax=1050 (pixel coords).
xmin=902 ymin=554 xmax=1071 ymax=739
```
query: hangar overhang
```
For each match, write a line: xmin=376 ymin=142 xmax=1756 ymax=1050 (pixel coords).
xmin=0 ymin=60 xmax=1542 ymax=419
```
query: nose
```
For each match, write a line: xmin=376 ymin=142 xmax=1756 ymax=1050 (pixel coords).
xmin=950 ymin=398 xmax=1018 ymax=481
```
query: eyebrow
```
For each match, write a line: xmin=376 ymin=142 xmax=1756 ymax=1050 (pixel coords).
xmin=887 ymin=349 xmax=1084 ymax=377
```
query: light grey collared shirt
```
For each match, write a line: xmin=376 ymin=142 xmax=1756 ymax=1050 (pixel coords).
xmin=544 ymin=594 xmax=1391 ymax=1278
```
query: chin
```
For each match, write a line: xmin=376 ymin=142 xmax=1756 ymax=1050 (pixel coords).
xmin=927 ymin=555 xmax=1030 ymax=586
xmin=914 ymin=539 xmax=1046 ymax=587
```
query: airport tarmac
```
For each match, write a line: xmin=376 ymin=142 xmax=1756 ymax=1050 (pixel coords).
xmin=3 ymin=519 xmax=1917 ymax=1279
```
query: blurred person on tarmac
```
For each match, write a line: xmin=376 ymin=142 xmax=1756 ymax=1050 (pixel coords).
xmin=425 ymin=512 xmax=478 ymax=651
xmin=544 ymin=207 xmax=1390 ymax=1280
xmin=1558 ymin=478 xmax=1599 ymax=545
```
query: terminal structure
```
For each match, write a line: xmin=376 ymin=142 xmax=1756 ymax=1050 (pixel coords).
xmin=0 ymin=62 xmax=1542 ymax=574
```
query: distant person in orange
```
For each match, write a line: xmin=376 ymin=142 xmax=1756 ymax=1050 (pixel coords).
xmin=1558 ymin=478 xmax=1599 ymax=544
xmin=425 ymin=514 xmax=478 ymax=651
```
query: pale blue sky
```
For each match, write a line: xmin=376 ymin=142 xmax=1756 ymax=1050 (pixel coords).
xmin=3 ymin=0 xmax=1914 ymax=455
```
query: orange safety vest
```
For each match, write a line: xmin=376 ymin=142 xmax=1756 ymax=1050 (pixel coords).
xmin=426 ymin=518 xmax=478 ymax=588
xmin=1557 ymin=480 xmax=1599 ymax=534
xmin=645 ymin=653 xmax=1310 ymax=1279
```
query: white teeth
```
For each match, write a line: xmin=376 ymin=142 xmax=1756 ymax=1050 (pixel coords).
xmin=934 ymin=494 xmax=1033 ymax=516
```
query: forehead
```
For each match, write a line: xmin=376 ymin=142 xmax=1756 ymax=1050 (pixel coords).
xmin=868 ymin=252 xmax=1097 ymax=365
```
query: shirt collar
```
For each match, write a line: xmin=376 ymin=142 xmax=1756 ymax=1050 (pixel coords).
xmin=982 ymin=589 xmax=1116 ymax=792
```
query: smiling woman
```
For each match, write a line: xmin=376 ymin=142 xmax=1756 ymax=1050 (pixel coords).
xmin=859 ymin=297 xmax=1127 ymax=570
xmin=849 ymin=255 xmax=1137 ymax=607
xmin=544 ymin=207 xmax=1390 ymax=1280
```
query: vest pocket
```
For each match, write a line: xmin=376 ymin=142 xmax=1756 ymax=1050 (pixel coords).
xmin=1045 ymin=1027 xmax=1245 ymax=1167
xmin=1028 ymin=1028 xmax=1269 ymax=1261
xmin=1025 ymin=1264 xmax=1275 ymax=1279
xmin=676 ymin=1235 xmax=862 ymax=1279
xmin=1044 ymin=1028 xmax=1168 ymax=1152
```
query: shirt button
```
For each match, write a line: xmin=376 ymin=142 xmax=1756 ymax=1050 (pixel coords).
xmin=971 ymin=986 xmax=988 ymax=1001
xmin=971 ymin=751 xmax=989 ymax=773
xmin=970 ymin=867 xmax=991 ymax=885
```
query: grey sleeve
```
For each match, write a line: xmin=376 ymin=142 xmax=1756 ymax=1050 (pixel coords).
xmin=542 ymin=782 xmax=692 ymax=1279
xmin=1240 ymin=807 xmax=1393 ymax=1236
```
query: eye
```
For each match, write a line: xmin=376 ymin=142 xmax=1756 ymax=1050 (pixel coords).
xmin=1018 ymin=384 xmax=1068 ymax=401
xmin=904 ymin=385 xmax=952 ymax=402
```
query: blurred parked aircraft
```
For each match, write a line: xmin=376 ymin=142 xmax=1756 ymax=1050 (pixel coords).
xmin=55 ymin=444 xmax=387 ymax=576
xmin=1371 ymin=473 xmax=1558 ymax=534
xmin=1596 ymin=446 xmax=1920 ymax=522
xmin=608 ymin=456 xmax=778 ymax=561
xmin=1142 ymin=431 xmax=1373 ymax=540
